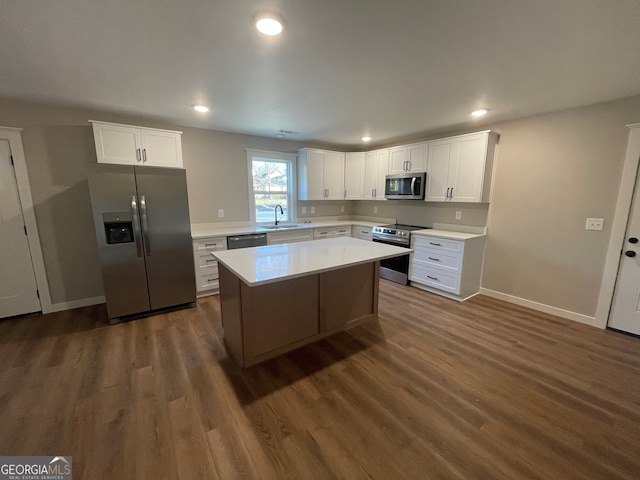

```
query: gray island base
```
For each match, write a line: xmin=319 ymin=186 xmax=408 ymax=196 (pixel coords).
xmin=214 ymin=237 xmax=409 ymax=368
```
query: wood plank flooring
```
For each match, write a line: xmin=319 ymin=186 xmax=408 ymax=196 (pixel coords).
xmin=1 ymin=280 xmax=639 ymax=479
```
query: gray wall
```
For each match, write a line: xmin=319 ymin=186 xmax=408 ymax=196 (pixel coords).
xmin=1 ymin=95 xmax=639 ymax=319
xmin=481 ymin=97 xmax=640 ymax=316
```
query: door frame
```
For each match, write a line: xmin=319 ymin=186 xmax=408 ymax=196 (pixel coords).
xmin=596 ymin=123 xmax=640 ymax=328
xmin=0 ymin=127 xmax=52 ymax=313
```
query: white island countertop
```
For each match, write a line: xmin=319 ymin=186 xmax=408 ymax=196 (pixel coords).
xmin=213 ymin=237 xmax=410 ymax=287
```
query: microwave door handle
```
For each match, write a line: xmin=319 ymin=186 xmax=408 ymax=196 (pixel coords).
xmin=131 ymin=195 xmax=142 ymax=257
xmin=140 ymin=195 xmax=151 ymax=255
xmin=411 ymin=177 xmax=416 ymax=196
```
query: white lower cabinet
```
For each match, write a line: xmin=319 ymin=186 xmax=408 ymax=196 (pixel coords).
xmin=314 ymin=227 xmax=334 ymax=239
xmin=352 ymin=225 xmax=373 ymax=241
xmin=193 ymin=236 xmax=227 ymax=297
xmin=333 ymin=226 xmax=351 ymax=237
xmin=268 ymin=229 xmax=314 ymax=245
xmin=409 ymin=233 xmax=486 ymax=301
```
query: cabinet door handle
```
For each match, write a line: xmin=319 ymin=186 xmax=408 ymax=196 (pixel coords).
xmin=428 ymin=257 xmax=440 ymax=261
xmin=372 ymin=188 xmax=375 ymax=198
xmin=429 ymin=242 xmax=442 ymax=246
xmin=446 ymin=187 xmax=450 ymax=198
xmin=407 ymin=160 xmax=412 ymax=171
xmin=207 ymin=278 xmax=216 ymax=282
xmin=136 ymin=148 xmax=141 ymax=162
xmin=142 ymin=148 xmax=147 ymax=162
xmin=204 ymin=242 xmax=217 ymax=247
xmin=344 ymin=189 xmax=347 ymax=199
xmin=427 ymin=275 xmax=439 ymax=281
xmin=450 ymin=187 xmax=453 ymax=198
xmin=206 ymin=258 xmax=216 ymax=263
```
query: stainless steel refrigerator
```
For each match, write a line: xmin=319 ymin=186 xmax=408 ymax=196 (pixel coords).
xmin=87 ymin=164 xmax=196 ymax=321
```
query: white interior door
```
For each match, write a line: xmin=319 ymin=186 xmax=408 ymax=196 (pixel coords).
xmin=0 ymin=139 xmax=40 ymax=318
xmin=609 ymin=164 xmax=640 ymax=335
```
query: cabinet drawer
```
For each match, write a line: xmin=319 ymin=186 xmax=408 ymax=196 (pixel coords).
xmin=267 ymin=230 xmax=314 ymax=245
xmin=410 ymin=264 xmax=460 ymax=294
xmin=314 ymin=228 xmax=334 ymax=239
xmin=352 ymin=225 xmax=373 ymax=240
xmin=413 ymin=235 xmax=463 ymax=254
xmin=194 ymin=251 xmax=220 ymax=269
xmin=197 ymin=274 xmax=220 ymax=292
xmin=412 ymin=248 xmax=462 ymax=274
xmin=334 ymin=226 xmax=351 ymax=237
xmin=193 ymin=236 xmax=227 ymax=252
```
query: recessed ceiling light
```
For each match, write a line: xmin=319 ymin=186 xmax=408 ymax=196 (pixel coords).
xmin=471 ymin=109 xmax=488 ymax=117
xmin=255 ymin=15 xmax=283 ymax=36
xmin=193 ymin=104 xmax=210 ymax=113
xmin=362 ymin=136 xmax=372 ymax=142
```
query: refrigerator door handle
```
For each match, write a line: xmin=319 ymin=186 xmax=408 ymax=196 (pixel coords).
xmin=140 ymin=195 xmax=151 ymax=255
xmin=131 ymin=195 xmax=142 ymax=257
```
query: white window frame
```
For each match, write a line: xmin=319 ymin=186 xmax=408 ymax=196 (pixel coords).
xmin=246 ymin=149 xmax=297 ymax=224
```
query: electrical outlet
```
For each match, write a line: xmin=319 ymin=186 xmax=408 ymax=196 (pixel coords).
xmin=341 ymin=205 xmax=345 ymax=213
xmin=374 ymin=206 xmax=378 ymax=214
xmin=455 ymin=211 xmax=462 ymax=220
xmin=302 ymin=207 xmax=307 ymax=214
xmin=311 ymin=206 xmax=315 ymax=214
xmin=585 ymin=217 xmax=604 ymax=230
xmin=217 ymin=209 xmax=224 ymax=218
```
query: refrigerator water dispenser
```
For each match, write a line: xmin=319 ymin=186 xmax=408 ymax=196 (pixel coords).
xmin=103 ymin=212 xmax=134 ymax=244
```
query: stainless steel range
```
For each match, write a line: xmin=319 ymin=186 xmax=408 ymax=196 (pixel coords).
xmin=372 ymin=224 xmax=428 ymax=284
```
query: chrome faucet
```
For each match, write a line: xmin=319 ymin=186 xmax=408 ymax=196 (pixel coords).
xmin=274 ymin=204 xmax=284 ymax=226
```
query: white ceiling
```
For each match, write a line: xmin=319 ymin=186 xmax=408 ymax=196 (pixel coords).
xmin=1 ymin=0 xmax=639 ymax=147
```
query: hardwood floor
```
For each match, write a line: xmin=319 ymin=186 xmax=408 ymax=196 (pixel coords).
xmin=1 ymin=280 xmax=639 ymax=479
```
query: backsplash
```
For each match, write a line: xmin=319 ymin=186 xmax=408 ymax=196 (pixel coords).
xmin=297 ymin=200 xmax=488 ymax=227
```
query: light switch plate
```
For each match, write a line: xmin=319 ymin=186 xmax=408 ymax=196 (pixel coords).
xmin=374 ymin=206 xmax=378 ymax=214
xmin=217 ymin=209 xmax=224 ymax=218
xmin=311 ymin=206 xmax=315 ymax=214
xmin=455 ymin=211 xmax=462 ymax=220
xmin=586 ymin=217 xmax=604 ymax=230
xmin=341 ymin=205 xmax=345 ymax=213
xmin=302 ymin=207 xmax=307 ymax=214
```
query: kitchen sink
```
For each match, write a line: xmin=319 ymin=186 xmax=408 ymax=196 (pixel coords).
xmin=258 ymin=223 xmax=301 ymax=230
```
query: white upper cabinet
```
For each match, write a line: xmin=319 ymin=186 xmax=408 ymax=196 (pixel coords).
xmin=425 ymin=131 xmax=498 ymax=203
xmin=363 ymin=149 xmax=389 ymax=200
xmin=388 ymin=142 xmax=428 ymax=174
xmin=298 ymin=148 xmax=345 ymax=200
xmin=91 ymin=121 xmax=183 ymax=168
xmin=344 ymin=152 xmax=365 ymax=199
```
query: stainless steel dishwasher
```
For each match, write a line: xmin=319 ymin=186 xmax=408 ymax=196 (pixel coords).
xmin=226 ymin=233 xmax=268 ymax=249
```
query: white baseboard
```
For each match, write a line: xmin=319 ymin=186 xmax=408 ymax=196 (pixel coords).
xmin=479 ymin=288 xmax=599 ymax=328
xmin=44 ymin=295 xmax=106 ymax=314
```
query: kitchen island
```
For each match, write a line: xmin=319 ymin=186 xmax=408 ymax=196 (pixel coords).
xmin=214 ymin=237 xmax=409 ymax=368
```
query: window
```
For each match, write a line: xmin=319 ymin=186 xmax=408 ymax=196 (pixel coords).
xmin=247 ymin=150 xmax=296 ymax=224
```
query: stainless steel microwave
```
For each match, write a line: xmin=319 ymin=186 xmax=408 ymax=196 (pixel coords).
xmin=385 ymin=172 xmax=426 ymax=200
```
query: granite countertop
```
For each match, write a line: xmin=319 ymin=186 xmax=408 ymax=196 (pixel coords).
xmin=213 ymin=237 xmax=410 ymax=286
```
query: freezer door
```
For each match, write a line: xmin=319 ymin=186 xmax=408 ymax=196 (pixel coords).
xmin=87 ymin=164 xmax=151 ymax=318
xmin=135 ymin=166 xmax=196 ymax=309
